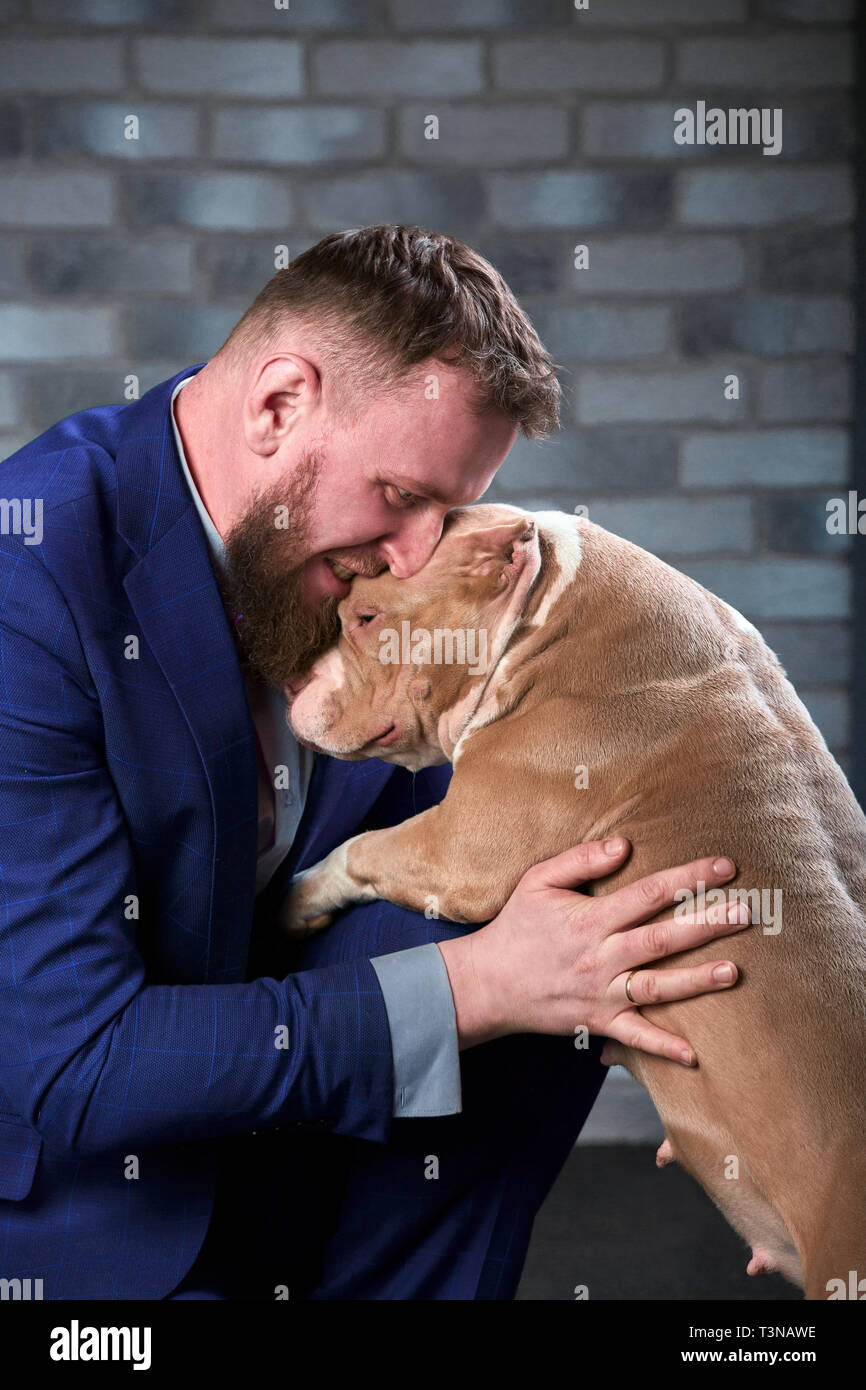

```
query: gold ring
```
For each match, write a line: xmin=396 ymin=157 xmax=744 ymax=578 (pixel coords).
xmin=625 ymin=970 xmax=638 ymax=1005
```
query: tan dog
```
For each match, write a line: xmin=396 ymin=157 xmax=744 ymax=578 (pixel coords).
xmin=283 ymin=504 xmax=866 ymax=1299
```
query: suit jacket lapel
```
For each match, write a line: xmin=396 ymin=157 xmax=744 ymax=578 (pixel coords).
xmin=116 ymin=366 xmax=258 ymax=982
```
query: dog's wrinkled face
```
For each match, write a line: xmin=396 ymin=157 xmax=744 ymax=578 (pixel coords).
xmin=286 ymin=504 xmax=540 ymax=769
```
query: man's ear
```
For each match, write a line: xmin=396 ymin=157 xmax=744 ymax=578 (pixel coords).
xmin=244 ymin=354 xmax=321 ymax=456
xmin=451 ymin=515 xmax=537 ymax=579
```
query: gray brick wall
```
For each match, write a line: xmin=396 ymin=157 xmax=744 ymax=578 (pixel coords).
xmin=0 ymin=0 xmax=856 ymax=767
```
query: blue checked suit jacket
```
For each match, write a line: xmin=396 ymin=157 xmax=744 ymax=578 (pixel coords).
xmin=0 ymin=366 xmax=450 ymax=1298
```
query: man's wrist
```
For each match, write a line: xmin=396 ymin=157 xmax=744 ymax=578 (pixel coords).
xmin=436 ymin=933 xmax=507 ymax=1050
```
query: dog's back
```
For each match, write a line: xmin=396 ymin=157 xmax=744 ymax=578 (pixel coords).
xmin=544 ymin=517 xmax=866 ymax=1295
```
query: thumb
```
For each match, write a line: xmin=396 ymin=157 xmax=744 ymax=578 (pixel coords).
xmin=533 ymin=838 xmax=631 ymax=891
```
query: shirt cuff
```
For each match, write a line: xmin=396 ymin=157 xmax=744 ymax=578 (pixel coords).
xmin=369 ymin=943 xmax=462 ymax=1117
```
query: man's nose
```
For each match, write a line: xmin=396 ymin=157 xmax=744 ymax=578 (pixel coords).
xmin=379 ymin=513 xmax=445 ymax=579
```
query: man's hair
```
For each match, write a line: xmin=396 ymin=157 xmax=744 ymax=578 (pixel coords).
xmin=219 ymin=225 xmax=561 ymax=439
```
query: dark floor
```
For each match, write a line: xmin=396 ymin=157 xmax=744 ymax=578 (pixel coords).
xmin=516 ymin=1145 xmax=800 ymax=1301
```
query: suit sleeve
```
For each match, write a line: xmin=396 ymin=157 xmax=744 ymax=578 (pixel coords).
xmin=357 ymin=760 xmax=462 ymax=1115
xmin=0 ymin=550 xmax=394 ymax=1156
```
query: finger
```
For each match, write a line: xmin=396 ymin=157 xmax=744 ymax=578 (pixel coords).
xmin=610 ymin=958 xmax=739 ymax=1009
xmin=601 ymin=855 xmax=738 ymax=934
xmin=525 ymin=837 xmax=631 ymax=891
xmin=605 ymin=1014 xmax=698 ymax=1068
xmin=611 ymin=899 xmax=751 ymax=973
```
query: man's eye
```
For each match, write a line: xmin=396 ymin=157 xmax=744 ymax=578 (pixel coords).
xmin=385 ymin=485 xmax=421 ymax=508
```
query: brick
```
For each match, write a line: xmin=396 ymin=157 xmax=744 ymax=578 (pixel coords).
xmin=577 ymin=368 xmax=748 ymax=425
xmin=0 ymin=103 xmax=24 ymax=157
xmin=0 ymin=432 xmax=29 ymax=460
xmin=399 ymin=105 xmax=568 ymax=166
xmin=676 ymin=36 xmax=853 ymax=89
xmin=760 ymin=622 xmax=849 ymax=687
xmin=755 ymin=0 xmax=855 ymax=20
xmin=585 ymin=496 xmax=753 ymax=556
xmin=0 ymin=373 xmax=20 ymax=429
xmin=0 ymin=172 xmax=114 ymax=227
xmin=27 ymin=238 xmax=194 ymax=296
xmin=127 ymin=173 xmax=292 ymax=231
xmin=212 ymin=106 xmax=385 ymax=167
xmin=680 ymin=169 xmax=853 ymax=228
xmin=570 ymin=431 xmax=679 ymax=491
xmin=681 ymin=430 xmax=849 ymax=489
xmin=494 ymin=39 xmax=665 ymax=93
xmin=760 ymin=361 xmax=851 ymax=424
xmin=212 ymin=0 xmax=379 ymax=27
xmin=121 ymin=361 xmax=186 ymax=397
xmin=528 ymin=303 xmax=671 ymax=361
xmin=0 ymin=305 xmax=117 ymax=362
xmin=583 ymin=102 xmax=703 ymax=161
xmin=315 ymin=42 xmax=483 ymax=97
xmin=304 ymin=172 xmax=482 ymax=233
xmin=390 ymin=0 xmax=749 ymax=21
xmin=475 ymin=236 xmax=564 ymax=296
xmin=389 ymin=0 xmax=550 ymax=27
xmin=491 ymin=172 xmax=670 ymax=229
xmin=34 ymin=102 xmax=197 ymax=160
xmin=0 ymin=39 xmax=123 ymax=93
xmin=759 ymin=493 xmax=852 ymax=556
xmin=680 ymin=298 xmax=852 ymax=357
xmin=759 ymin=229 xmax=853 ymax=293
xmin=781 ymin=98 xmax=855 ymax=160
xmin=486 ymin=433 xmax=586 ymax=495
xmin=798 ymin=690 xmax=848 ymax=750
xmin=36 ymin=362 xmax=182 ymax=414
xmin=136 ymin=38 xmax=303 ymax=97
xmin=571 ymin=236 xmax=746 ymax=295
xmin=681 ymin=558 xmax=849 ymax=621
xmin=583 ymin=98 xmax=853 ymax=162
xmin=125 ymin=304 xmax=240 ymax=361
xmin=488 ymin=429 xmax=678 ymax=496
xmin=0 ymin=237 xmax=27 ymax=293
xmin=581 ymin=0 xmax=748 ymax=20
xmin=202 ymin=242 xmax=284 ymax=299
xmin=32 ymin=0 xmax=193 ymax=22
xmin=25 ymin=367 xmax=130 ymax=432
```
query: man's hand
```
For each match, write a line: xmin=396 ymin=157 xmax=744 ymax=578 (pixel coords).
xmin=436 ymin=838 xmax=751 ymax=1065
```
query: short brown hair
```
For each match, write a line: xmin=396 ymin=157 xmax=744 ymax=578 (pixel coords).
xmin=220 ymin=224 xmax=561 ymax=439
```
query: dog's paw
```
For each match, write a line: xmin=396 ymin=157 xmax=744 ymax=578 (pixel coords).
xmin=278 ymin=863 xmax=339 ymax=939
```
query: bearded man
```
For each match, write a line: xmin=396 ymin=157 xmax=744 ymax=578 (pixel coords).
xmin=0 ymin=225 xmax=747 ymax=1300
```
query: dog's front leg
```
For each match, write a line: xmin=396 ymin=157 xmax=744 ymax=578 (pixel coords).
xmin=279 ymin=790 xmax=526 ymax=938
xmin=278 ymin=812 xmax=454 ymax=938
xmin=278 ymin=833 xmax=380 ymax=937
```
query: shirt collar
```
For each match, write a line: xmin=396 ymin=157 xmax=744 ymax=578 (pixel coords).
xmin=170 ymin=374 xmax=227 ymax=573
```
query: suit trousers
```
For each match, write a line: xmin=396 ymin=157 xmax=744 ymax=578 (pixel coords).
xmin=166 ymin=897 xmax=608 ymax=1301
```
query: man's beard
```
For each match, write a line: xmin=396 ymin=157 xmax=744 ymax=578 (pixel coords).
xmin=222 ymin=452 xmax=341 ymax=690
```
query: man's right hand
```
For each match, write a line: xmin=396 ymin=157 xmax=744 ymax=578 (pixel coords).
xmin=436 ymin=838 xmax=751 ymax=1065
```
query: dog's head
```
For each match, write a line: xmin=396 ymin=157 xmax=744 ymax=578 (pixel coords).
xmin=286 ymin=505 xmax=540 ymax=769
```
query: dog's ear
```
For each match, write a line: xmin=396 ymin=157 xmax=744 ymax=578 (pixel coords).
xmin=449 ymin=515 xmax=537 ymax=580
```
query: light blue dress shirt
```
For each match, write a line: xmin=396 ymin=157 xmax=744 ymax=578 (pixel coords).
xmin=169 ymin=373 xmax=461 ymax=1117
